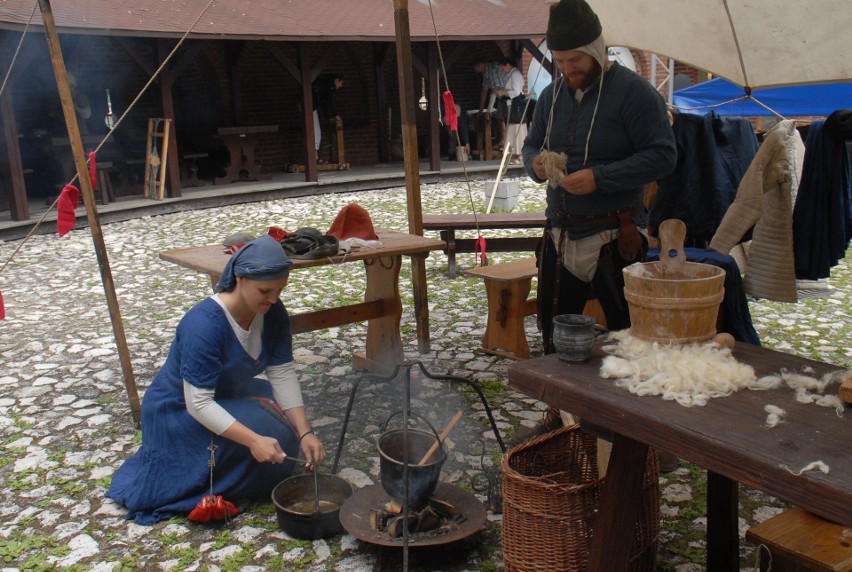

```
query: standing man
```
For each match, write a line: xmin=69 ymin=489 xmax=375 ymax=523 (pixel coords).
xmin=473 ymin=59 xmax=509 ymax=150
xmin=515 ymin=0 xmax=676 ymax=445
xmin=311 ymin=74 xmax=343 ymax=165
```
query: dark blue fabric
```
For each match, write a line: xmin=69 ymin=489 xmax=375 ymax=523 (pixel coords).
xmin=106 ymin=298 xmax=298 ymax=525
xmin=645 ymin=247 xmax=761 ymax=346
xmin=792 ymin=120 xmax=852 ymax=280
xmin=650 ymin=112 xmax=759 ymax=244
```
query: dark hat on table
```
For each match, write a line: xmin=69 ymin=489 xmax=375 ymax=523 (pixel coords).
xmin=547 ymin=0 xmax=603 ymax=51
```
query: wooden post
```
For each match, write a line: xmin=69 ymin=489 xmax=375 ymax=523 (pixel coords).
xmin=393 ymin=0 xmax=430 ymax=354
xmin=38 ymin=0 xmax=141 ymax=426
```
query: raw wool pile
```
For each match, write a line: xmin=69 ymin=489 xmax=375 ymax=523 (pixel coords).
xmin=599 ymin=329 xmax=756 ymax=407
xmin=752 ymin=367 xmax=847 ymax=416
xmin=540 ymin=149 xmax=568 ymax=188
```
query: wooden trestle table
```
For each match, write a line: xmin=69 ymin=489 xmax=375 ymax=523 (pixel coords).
xmin=507 ymin=342 xmax=851 ymax=571
xmin=159 ymin=230 xmax=445 ymax=373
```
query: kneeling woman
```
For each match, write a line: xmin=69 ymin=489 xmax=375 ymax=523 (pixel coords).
xmin=107 ymin=236 xmax=324 ymax=524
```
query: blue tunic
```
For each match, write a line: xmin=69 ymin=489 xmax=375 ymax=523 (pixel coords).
xmin=107 ymin=297 xmax=299 ymax=524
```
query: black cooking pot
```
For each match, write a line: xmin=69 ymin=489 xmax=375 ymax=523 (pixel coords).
xmin=271 ymin=473 xmax=353 ymax=540
xmin=377 ymin=413 xmax=447 ymax=510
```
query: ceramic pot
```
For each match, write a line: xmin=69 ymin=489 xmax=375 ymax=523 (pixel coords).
xmin=552 ymin=314 xmax=596 ymax=362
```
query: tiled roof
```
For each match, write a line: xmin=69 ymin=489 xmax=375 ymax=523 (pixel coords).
xmin=0 ymin=0 xmax=548 ymax=40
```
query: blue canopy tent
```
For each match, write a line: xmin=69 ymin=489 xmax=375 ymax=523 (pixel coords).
xmin=671 ymin=78 xmax=852 ymax=117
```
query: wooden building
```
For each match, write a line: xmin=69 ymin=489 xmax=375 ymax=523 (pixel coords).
xmin=0 ymin=0 xmax=552 ymax=223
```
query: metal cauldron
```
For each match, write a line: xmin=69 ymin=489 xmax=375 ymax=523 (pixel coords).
xmin=377 ymin=412 xmax=447 ymax=510
xmin=271 ymin=472 xmax=353 ymax=540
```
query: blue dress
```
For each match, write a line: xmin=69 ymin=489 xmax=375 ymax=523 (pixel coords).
xmin=107 ymin=297 xmax=299 ymax=524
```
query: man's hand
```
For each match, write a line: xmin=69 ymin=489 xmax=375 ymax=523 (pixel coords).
xmin=560 ymin=168 xmax=597 ymax=195
xmin=532 ymin=154 xmax=547 ymax=180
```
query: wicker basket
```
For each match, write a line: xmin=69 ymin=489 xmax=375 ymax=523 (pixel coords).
xmin=501 ymin=425 xmax=660 ymax=571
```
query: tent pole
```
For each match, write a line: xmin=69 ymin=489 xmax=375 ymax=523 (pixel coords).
xmin=38 ymin=0 xmax=141 ymax=426
xmin=393 ymin=0 xmax=431 ymax=354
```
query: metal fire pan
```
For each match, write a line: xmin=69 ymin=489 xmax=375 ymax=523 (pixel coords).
xmin=339 ymin=482 xmax=486 ymax=547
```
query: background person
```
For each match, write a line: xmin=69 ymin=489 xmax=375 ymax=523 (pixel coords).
xmin=473 ymin=59 xmax=509 ymax=150
xmin=311 ymin=74 xmax=343 ymax=164
xmin=107 ymin=236 xmax=325 ymax=524
xmin=492 ymin=57 xmax=527 ymax=164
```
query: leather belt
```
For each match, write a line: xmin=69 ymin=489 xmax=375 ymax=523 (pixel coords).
xmin=558 ymin=203 xmax=642 ymax=228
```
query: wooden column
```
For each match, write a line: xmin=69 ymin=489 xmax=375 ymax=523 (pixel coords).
xmin=393 ymin=0 xmax=430 ymax=354
xmin=298 ymin=44 xmax=318 ymax=183
xmin=157 ymin=40 xmax=182 ymax=198
xmin=428 ymin=45 xmax=440 ymax=171
xmin=0 ymin=88 xmax=28 ymax=221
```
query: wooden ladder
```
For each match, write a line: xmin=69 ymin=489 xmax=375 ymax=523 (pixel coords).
xmin=143 ymin=118 xmax=171 ymax=200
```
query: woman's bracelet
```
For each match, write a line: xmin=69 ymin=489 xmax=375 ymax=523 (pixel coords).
xmin=298 ymin=430 xmax=314 ymax=444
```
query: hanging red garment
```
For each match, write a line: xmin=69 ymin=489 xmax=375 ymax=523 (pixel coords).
xmin=0 ymin=291 xmax=5 ymax=320
xmin=187 ymin=495 xmax=239 ymax=523
xmin=443 ymin=91 xmax=458 ymax=131
xmin=474 ymin=236 xmax=488 ymax=266
xmin=57 ymin=184 xmax=80 ymax=237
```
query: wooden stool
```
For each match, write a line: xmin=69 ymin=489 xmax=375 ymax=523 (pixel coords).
xmin=745 ymin=507 xmax=852 ymax=571
xmin=466 ymin=257 xmax=607 ymax=360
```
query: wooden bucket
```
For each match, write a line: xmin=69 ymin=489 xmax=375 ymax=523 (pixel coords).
xmin=623 ymin=220 xmax=725 ymax=344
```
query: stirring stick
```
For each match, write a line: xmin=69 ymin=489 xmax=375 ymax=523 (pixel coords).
xmin=418 ymin=410 xmax=464 ymax=466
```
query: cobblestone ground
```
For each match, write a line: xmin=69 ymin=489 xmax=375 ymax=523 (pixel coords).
xmin=0 ymin=178 xmax=849 ymax=571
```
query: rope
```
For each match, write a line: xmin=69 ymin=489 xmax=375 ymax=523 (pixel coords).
xmin=0 ymin=0 xmax=217 ymax=279
xmin=425 ymin=0 xmax=480 ymax=236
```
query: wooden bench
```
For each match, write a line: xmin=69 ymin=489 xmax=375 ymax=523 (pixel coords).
xmin=466 ymin=257 xmax=605 ymax=360
xmin=745 ymin=507 xmax=852 ymax=571
xmin=423 ymin=212 xmax=545 ymax=278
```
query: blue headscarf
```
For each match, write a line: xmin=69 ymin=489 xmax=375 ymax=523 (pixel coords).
xmin=215 ymin=235 xmax=293 ymax=292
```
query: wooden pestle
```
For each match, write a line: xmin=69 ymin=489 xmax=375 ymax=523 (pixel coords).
xmin=418 ymin=410 xmax=464 ymax=466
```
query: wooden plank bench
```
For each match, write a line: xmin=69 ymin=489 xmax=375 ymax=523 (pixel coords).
xmin=423 ymin=212 xmax=545 ymax=278
xmin=466 ymin=257 xmax=605 ymax=360
xmin=745 ymin=507 xmax=852 ymax=571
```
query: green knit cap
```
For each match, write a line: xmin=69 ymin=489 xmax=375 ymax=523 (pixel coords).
xmin=547 ymin=0 xmax=602 ymax=51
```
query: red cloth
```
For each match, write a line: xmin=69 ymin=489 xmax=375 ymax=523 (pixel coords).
xmin=267 ymin=226 xmax=289 ymax=242
xmin=327 ymin=203 xmax=378 ymax=240
xmin=0 ymin=290 xmax=5 ymax=320
xmin=57 ymin=184 xmax=80 ymax=237
xmin=474 ymin=235 xmax=488 ymax=266
xmin=443 ymin=91 xmax=458 ymax=131
xmin=187 ymin=495 xmax=239 ymax=522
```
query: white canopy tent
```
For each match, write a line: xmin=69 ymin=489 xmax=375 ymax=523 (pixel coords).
xmin=591 ymin=0 xmax=852 ymax=89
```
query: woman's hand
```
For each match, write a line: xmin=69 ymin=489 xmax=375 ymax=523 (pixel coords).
xmin=299 ymin=432 xmax=325 ymax=468
xmin=248 ymin=435 xmax=286 ymax=464
xmin=561 ymin=168 xmax=597 ymax=195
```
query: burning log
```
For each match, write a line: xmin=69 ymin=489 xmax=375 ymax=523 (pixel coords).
xmin=369 ymin=496 xmax=459 ymax=537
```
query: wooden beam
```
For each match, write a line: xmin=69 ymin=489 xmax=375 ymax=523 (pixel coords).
xmin=393 ymin=0 xmax=430 ymax=354
xmin=263 ymin=41 xmax=301 ymax=82
xmin=38 ymin=0 xmax=140 ymax=425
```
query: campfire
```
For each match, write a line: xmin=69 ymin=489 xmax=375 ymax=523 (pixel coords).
xmin=369 ymin=496 xmax=462 ymax=538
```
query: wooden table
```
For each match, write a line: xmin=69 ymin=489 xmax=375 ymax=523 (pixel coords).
xmin=507 ymin=343 xmax=851 ymax=571
xmin=214 ymin=125 xmax=278 ymax=184
xmin=160 ymin=230 xmax=445 ymax=373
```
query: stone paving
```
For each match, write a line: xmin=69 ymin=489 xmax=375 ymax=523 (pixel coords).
xmin=0 ymin=178 xmax=849 ymax=571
